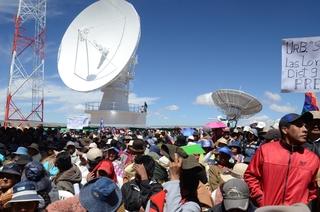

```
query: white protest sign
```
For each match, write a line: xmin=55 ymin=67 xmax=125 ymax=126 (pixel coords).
xmin=282 ymin=36 xmax=320 ymax=92
xmin=67 ymin=115 xmax=90 ymax=129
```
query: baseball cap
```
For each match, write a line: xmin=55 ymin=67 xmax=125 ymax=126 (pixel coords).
xmin=279 ymin=113 xmax=312 ymax=128
xmin=222 ymin=179 xmax=249 ymax=211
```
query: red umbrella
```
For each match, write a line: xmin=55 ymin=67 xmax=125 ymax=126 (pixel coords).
xmin=204 ymin=121 xmax=226 ymax=129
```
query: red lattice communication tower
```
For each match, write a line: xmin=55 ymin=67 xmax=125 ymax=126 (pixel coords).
xmin=4 ymin=0 xmax=47 ymax=126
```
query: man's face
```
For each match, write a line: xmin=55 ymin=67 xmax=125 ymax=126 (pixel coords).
xmin=307 ymin=119 xmax=320 ymax=137
xmin=67 ymin=145 xmax=76 ymax=154
xmin=11 ymin=201 xmax=38 ymax=212
xmin=0 ymin=174 xmax=16 ymax=191
xmin=28 ymin=148 xmax=38 ymax=156
xmin=107 ymin=150 xmax=117 ymax=161
xmin=282 ymin=120 xmax=308 ymax=144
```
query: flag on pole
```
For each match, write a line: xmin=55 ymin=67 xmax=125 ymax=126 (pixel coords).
xmin=302 ymin=92 xmax=319 ymax=114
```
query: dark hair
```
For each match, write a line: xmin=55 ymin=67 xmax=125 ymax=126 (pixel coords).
xmin=55 ymin=151 xmax=72 ymax=172
xmin=180 ymin=168 xmax=200 ymax=203
xmin=134 ymin=155 xmax=155 ymax=178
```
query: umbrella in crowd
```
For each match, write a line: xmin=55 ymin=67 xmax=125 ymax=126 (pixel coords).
xmin=204 ymin=121 xmax=226 ymax=129
xmin=181 ymin=128 xmax=195 ymax=137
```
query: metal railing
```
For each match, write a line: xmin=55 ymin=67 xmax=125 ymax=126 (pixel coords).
xmin=85 ymin=102 xmax=147 ymax=113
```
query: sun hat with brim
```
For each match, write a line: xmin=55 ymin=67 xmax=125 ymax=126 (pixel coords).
xmin=228 ymin=141 xmax=242 ymax=151
xmin=181 ymin=144 xmax=205 ymax=155
xmin=86 ymin=148 xmax=103 ymax=161
xmin=27 ymin=143 xmax=39 ymax=153
xmin=15 ymin=154 xmax=32 ymax=166
xmin=220 ymin=163 xmax=248 ymax=182
xmin=160 ymin=144 xmax=201 ymax=170
xmin=308 ymin=110 xmax=320 ymax=119
xmin=80 ymin=177 xmax=122 ymax=212
xmin=13 ymin=147 xmax=28 ymax=155
xmin=216 ymin=137 xmax=228 ymax=146
xmin=4 ymin=181 xmax=44 ymax=208
xmin=89 ymin=142 xmax=98 ymax=149
xmin=0 ymin=163 xmax=22 ymax=177
xmin=263 ymin=129 xmax=281 ymax=140
xmin=80 ymin=138 xmax=92 ymax=147
xmin=222 ymin=179 xmax=249 ymax=211
xmin=128 ymin=139 xmax=146 ymax=154
xmin=160 ymin=144 xmax=188 ymax=162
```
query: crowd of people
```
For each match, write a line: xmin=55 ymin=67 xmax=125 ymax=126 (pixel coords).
xmin=0 ymin=111 xmax=319 ymax=212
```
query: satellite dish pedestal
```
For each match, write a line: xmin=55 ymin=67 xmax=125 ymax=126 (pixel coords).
xmin=99 ymin=71 xmax=130 ymax=111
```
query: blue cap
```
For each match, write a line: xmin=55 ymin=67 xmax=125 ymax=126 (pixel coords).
xmin=279 ymin=113 xmax=312 ymax=128
xmin=218 ymin=147 xmax=232 ymax=157
xmin=228 ymin=140 xmax=241 ymax=150
xmin=13 ymin=147 xmax=28 ymax=155
xmin=199 ymin=139 xmax=212 ymax=148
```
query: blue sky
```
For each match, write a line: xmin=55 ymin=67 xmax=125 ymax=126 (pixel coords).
xmin=1 ymin=0 xmax=320 ymax=126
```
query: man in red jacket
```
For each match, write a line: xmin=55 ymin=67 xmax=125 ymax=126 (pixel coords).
xmin=244 ymin=113 xmax=319 ymax=207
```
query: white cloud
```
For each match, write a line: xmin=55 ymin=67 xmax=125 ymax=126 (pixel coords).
xmin=0 ymin=0 xmax=67 ymax=24
xmin=128 ymin=93 xmax=159 ymax=106
xmin=0 ymin=1 xmax=18 ymax=20
xmin=0 ymin=80 xmax=159 ymax=122
xmin=238 ymin=114 xmax=277 ymax=127
xmin=265 ymin=91 xmax=281 ymax=102
xmin=165 ymin=105 xmax=179 ymax=111
xmin=194 ymin=92 xmax=214 ymax=106
xmin=269 ymin=103 xmax=296 ymax=113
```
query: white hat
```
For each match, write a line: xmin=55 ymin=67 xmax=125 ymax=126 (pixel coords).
xmin=86 ymin=148 xmax=103 ymax=161
xmin=158 ymin=156 xmax=170 ymax=168
xmin=220 ymin=163 xmax=248 ymax=182
xmin=136 ymin=135 xmax=144 ymax=140
xmin=243 ymin=126 xmax=251 ymax=132
xmin=88 ymin=143 xmax=97 ymax=149
xmin=256 ymin=121 xmax=266 ymax=129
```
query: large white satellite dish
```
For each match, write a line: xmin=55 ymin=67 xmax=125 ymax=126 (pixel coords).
xmin=211 ymin=89 xmax=262 ymax=127
xmin=58 ymin=0 xmax=140 ymax=92
xmin=57 ymin=0 xmax=146 ymax=126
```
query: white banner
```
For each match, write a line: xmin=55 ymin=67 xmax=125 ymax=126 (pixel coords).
xmin=282 ymin=36 xmax=320 ymax=92
xmin=67 ymin=115 xmax=90 ymax=129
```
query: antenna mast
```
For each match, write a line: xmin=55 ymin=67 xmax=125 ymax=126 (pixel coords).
xmin=4 ymin=0 xmax=47 ymax=126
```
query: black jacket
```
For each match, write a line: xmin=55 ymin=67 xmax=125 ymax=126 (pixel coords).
xmin=303 ymin=139 xmax=320 ymax=157
xmin=121 ymin=179 xmax=162 ymax=211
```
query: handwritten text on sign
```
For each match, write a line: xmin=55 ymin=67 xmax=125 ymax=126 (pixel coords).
xmin=281 ymin=36 xmax=320 ymax=92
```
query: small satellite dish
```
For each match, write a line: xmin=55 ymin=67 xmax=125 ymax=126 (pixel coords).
xmin=211 ymin=89 xmax=262 ymax=126
xmin=58 ymin=0 xmax=140 ymax=92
